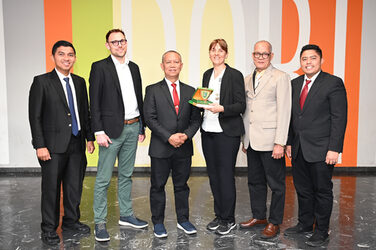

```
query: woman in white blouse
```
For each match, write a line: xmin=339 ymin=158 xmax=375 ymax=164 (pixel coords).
xmin=201 ymin=39 xmax=246 ymax=235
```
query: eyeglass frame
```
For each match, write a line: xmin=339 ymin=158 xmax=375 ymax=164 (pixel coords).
xmin=252 ymin=52 xmax=271 ymax=59
xmin=108 ymin=39 xmax=127 ymax=47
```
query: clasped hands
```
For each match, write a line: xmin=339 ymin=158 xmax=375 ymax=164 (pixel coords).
xmin=203 ymin=103 xmax=224 ymax=113
xmin=168 ymin=133 xmax=188 ymax=148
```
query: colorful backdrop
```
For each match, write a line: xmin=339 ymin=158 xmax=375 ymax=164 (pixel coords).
xmin=1 ymin=0 xmax=375 ymax=168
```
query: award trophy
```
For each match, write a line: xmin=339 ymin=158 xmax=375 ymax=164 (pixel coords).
xmin=188 ymin=87 xmax=213 ymax=108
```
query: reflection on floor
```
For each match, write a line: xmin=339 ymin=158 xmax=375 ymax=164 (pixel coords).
xmin=0 ymin=174 xmax=375 ymax=249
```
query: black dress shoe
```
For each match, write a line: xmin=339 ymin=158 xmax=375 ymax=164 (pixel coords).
xmin=305 ymin=231 xmax=329 ymax=247
xmin=62 ymin=222 xmax=91 ymax=234
xmin=41 ymin=231 xmax=60 ymax=246
xmin=284 ymin=223 xmax=313 ymax=236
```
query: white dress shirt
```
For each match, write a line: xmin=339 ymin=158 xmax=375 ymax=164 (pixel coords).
xmin=55 ymin=68 xmax=81 ymax=131
xmin=301 ymin=70 xmax=321 ymax=94
xmin=111 ymin=55 xmax=140 ymax=120
xmin=201 ymin=68 xmax=225 ymax=133
xmin=164 ymin=78 xmax=181 ymax=100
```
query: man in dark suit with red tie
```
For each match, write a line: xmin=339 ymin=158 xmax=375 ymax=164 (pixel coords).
xmin=29 ymin=40 xmax=95 ymax=246
xmin=285 ymin=44 xmax=347 ymax=247
xmin=143 ymin=50 xmax=201 ymax=238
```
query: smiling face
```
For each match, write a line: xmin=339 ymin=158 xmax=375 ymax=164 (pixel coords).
xmin=252 ymin=41 xmax=273 ymax=71
xmin=209 ymin=43 xmax=228 ymax=67
xmin=300 ymin=49 xmax=323 ymax=78
xmin=105 ymin=31 xmax=127 ymax=60
xmin=161 ymin=51 xmax=183 ymax=81
xmin=52 ymin=46 xmax=76 ymax=76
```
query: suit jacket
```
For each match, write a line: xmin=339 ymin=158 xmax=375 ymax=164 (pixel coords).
xmin=242 ymin=64 xmax=291 ymax=151
xmin=29 ymin=69 xmax=94 ymax=153
xmin=202 ymin=64 xmax=246 ymax=137
xmin=287 ymin=71 xmax=347 ymax=162
xmin=89 ymin=56 xmax=144 ymax=139
xmin=144 ymin=80 xmax=201 ymax=158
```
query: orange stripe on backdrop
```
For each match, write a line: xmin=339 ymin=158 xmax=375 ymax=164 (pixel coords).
xmin=281 ymin=0 xmax=299 ymax=65
xmin=43 ymin=0 xmax=73 ymax=232
xmin=44 ymin=0 xmax=72 ymax=72
xmin=341 ymin=0 xmax=362 ymax=167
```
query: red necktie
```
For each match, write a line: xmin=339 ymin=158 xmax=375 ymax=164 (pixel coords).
xmin=299 ymin=79 xmax=311 ymax=110
xmin=171 ymin=83 xmax=179 ymax=114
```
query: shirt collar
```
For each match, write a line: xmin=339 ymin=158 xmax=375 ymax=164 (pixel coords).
xmin=55 ymin=68 xmax=71 ymax=81
xmin=111 ymin=54 xmax=129 ymax=66
xmin=304 ymin=70 xmax=321 ymax=83
xmin=165 ymin=78 xmax=180 ymax=86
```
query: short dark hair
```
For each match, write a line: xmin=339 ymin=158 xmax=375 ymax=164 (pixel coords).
xmin=300 ymin=44 xmax=322 ymax=58
xmin=106 ymin=29 xmax=125 ymax=41
xmin=52 ymin=40 xmax=76 ymax=55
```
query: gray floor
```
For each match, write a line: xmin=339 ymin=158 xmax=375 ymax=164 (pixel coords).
xmin=0 ymin=174 xmax=375 ymax=249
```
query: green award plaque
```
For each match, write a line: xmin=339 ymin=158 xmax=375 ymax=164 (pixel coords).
xmin=188 ymin=87 xmax=214 ymax=108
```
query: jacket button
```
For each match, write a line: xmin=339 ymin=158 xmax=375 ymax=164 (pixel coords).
xmin=68 ymin=113 xmax=71 ymax=116
xmin=69 ymin=124 xmax=72 ymax=127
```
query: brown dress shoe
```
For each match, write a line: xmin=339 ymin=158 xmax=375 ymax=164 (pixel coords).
xmin=260 ymin=223 xmax=280 ymax=239
xmin=239 ymin=218 xmax=267 ymax=229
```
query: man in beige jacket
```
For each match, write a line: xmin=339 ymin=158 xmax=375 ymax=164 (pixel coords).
xmin=239 ymin=40 xmax=291 ymax=239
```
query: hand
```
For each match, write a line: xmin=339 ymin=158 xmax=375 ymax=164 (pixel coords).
xmin=138 ymin=134 xmax=146 ymax=142
xmin=242 ymin=146 xmax=247 ymax=153
xmin=36 ymin=147 xmax=51 ymax=161
xmin=285 ymin=145 xmax=292 ymax=159
xmin=168 ymin=133 xmax=186 ymax=148
xmin=272 ymin=144 xmax=285 ymax=159
xmin=96 ymin=133 xmax=112 ymax=148
xmin=204 ymin=103 xmax=224 ymax=114
xmin=326 ymin=150 xmax=339 ymax=165
xmin=87 ymin=141 xmax=95 ymax=154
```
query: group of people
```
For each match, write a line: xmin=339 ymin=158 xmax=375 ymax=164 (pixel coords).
xmin=28 ymin=29 xmax=347 ymax=247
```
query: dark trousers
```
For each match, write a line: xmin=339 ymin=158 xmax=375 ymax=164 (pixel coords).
xmin=202 ymin=131 xmax=240 ymax=223
xmin=150 ymin=156 xmax=191 ymax=225
xmin=292 ymin=147 xmax=334 ymax=233
xmin=39 ymin=134 xmax=86 ymax=232
xmin=246 ymin=146 xmax=286 ymax=225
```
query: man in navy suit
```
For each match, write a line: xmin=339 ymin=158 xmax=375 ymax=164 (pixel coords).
xmin=143 ymin=51 xmax=201 ymax=238
xmin=29 ymin=40 xmax=95 ymax=245
xmin=89 ymin=29 xmax=147 ymax=242
xmin=285 ymin=44 xmax=347 ymax=247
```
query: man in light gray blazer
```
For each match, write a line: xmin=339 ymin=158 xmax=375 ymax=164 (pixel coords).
xmin=239 ymin=40 xmax=291 ymax=239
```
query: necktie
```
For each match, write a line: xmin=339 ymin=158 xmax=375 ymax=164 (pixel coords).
xmin=171 ymin=83 xmax=179 ymax=114
xmin=299 ymin=79 xmax=311 ymax=110
xmin=64 ymin=77 xmax=79 ymax=136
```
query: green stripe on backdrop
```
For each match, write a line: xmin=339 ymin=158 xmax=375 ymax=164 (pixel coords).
xmin=72 ymin=0 xmax=114 ymax=167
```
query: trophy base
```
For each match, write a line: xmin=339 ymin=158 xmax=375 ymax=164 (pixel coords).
xmin=189 ymin=100 xmax=212 ymax=108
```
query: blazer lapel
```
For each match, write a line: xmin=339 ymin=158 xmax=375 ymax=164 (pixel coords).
xmin=128 ymin=62 xmax=141 ymax=97
xmin=177 ymin=82 xmax=190 ymax=118
xmin=105 ymin=56 xmax=122 ymax=96
xmin=160 ymin=80 xmax=176 ymax=114
xmin=245 ymin=75 xmax=255 ymax=98
xmin=254 ymin=65 xmax=273 ymax=96
xmin=71 ymin=74 xmax=82 ymax=115
xmin=301 ymin=71 xmax=325 ymax=114
xmin=50 ymin=70 xmax=69 ymax=111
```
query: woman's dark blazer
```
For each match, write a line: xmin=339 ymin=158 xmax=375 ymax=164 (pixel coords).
xmin=202 ymin=64 xmax=246 ymax=137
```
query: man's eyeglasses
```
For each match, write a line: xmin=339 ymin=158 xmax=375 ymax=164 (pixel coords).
xmin=253 ymin=52 xmax=271 ymax=59
xmin=108 ymin=39 xmax=127 ymax=46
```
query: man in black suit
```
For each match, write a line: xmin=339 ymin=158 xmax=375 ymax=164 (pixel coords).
xmin=285 ymin=44 xmax=347 ymax=247
xmin=89 ymin=29 xmax=147 ymax=242
xmin=29 ymin=40 xmax=95 ymax=246
xmin=143 ymin=50 xmax=201 ymax=238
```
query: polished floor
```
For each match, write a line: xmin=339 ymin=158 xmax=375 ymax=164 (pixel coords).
xmin=0 ymin=174 xmax=375 ymax=249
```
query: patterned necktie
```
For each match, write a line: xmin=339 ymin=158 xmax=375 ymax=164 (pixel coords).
xmin=64 ymin=77 xmax=79 ymax=136
xmin=171 ymin=83 xmax=179 ymax=114
xmin=299 ymin=79 xmax=311 ymax=110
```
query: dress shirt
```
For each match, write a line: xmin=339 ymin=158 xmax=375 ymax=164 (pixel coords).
xmin=201 ymin=67 xmax=225 ymax=133
xmin=165 ymin=78 xmax=181 ymax=100
xmin=301 ymin=70 xmax=321 ymax=94
xmin=55 ymin=68 xmax=81 ymax=131
xmin=111 ymin=55 xmax=140 ymax=120
xmin=254 ymin=69 xmax=266 ymax=89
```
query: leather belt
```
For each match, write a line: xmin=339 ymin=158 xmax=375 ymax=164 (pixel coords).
xmin=124 ymin=117 xmax=139 ymax=125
